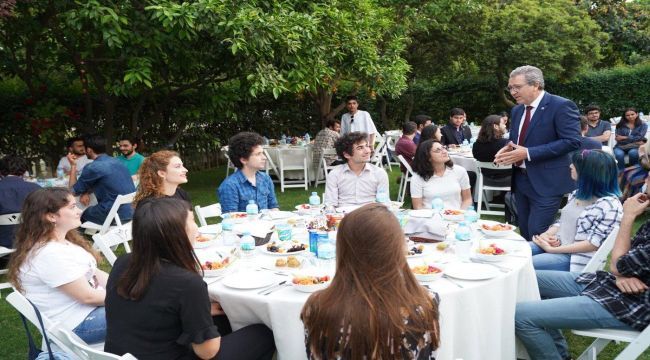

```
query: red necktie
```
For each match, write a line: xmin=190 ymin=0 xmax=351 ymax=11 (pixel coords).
xmin=516 ymin=106 xmax=533 ymax=166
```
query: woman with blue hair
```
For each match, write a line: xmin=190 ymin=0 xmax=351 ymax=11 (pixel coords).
xmin=530 ymin=150 xmax=623 ymax=272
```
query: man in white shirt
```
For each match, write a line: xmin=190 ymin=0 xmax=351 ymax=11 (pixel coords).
xmin=57 ymin=136 xmax=91 ymax=178
xmin=325 ymin=132 xmax=389 ymax=207
xmin=340 ymin=96 xmax=379 ymax=146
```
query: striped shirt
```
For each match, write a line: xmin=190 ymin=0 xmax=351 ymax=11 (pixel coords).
xmin=576 ymin=220 xmax=650 ymax=331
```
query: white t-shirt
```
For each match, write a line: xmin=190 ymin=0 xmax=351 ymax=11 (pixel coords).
xmin=341 ymin=110 xmax=379 ymax=136
xmin=57 ymin=155 xmax=92 ymax=178
xmin=19 ymin=241 xmax=99 ymax=330
xmin=410 ymin=165 xmax=471 ymax=209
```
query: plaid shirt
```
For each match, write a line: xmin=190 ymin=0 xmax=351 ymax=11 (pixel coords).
xmin=576 ymin=220 xmax=650 ymax=331
xmin=217 ymin=170 xmax=279 ymax=213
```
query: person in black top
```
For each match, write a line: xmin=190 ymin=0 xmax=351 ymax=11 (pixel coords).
xmin=440 ymin=108 xmax=473 ymax=146
xmin=105 ymin=198 xmax=275 ymax=359
xmin=0 ymin=155 xmax=41 ymax=249
xmin=472 ymin=115 xmax=511 ymax=186
xmin=133 ymin=150 xmax=191 ymax=207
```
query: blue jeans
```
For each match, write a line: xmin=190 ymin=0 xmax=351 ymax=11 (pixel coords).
xmin=530 ymin=242 xmax=570 ymax=271
xmin=515 ymin=271 xmax=632 ymax=360
xmin=614 ymin=147 xmax=640 ymax=170
xmin=72 ymin=307 xmax=106 ymax=344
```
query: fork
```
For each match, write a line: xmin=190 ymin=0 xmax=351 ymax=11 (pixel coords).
xmin=262 ymin=283 xmax=290 ymax=296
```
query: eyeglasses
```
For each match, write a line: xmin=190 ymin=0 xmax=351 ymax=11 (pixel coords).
xmin=505 ymin=84 xmax=526 ymax=93
xmin=431 ymin=146 xmax=448 ymax=154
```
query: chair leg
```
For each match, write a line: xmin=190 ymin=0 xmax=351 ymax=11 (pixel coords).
xmin=477 ymin=183 xmax=484 ymax=216
xmin=576 ymin=338 xmax=611 ymax=360
xmin=401 ymin=178 xmax=409 ymax=203
xmin=397 ymin=175 xmax=405 ymax=202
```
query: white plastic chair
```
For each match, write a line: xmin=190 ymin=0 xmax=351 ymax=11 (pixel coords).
xmin=475 ymin=162 xmax=511 ymax=216
xmin=52 ymin=327 xmax=138 ymax=360
xmin=572 ymin=325 xmax=648 ymax=360
xmin=222 ymin=145 xmax=237 ymax=177
xmin=397 ymin=155 xmax=414 ymax=203
xmin=194 ymin=203 xmax=222 ymax=227
xmin=0 ymin=213 xmax=20 ymax=296
xmin=313 ymin=148 xmax=338 ymax=187
xmin=371 ymin=136 xmax=391 ymax=171
xmin=581 ymin=226 xmax=619 ymax=274
xmin=262 ymin=148 xmax=281 ymax=183
xmin=92 ymin=225 xmax=133 ymax=266
xmin=277 ymin=147 xmax=309 ymax=192
xmin=80 ymin=192 xmax=136 ymax=235
xmin=384 ymin=133 xmax=400 ymax=168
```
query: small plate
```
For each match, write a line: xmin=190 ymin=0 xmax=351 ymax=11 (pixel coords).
xmin=478 ymin=221 xmax=516 ymax=237
xmin=266 ymin=211 xmax=295 ymax=220
xmin=411 ymin=263 xmax=444 ymax=282
xmin=198 ymin=224 xmax=222 ymax=235
xmin=444 ymin=263 xmax=500 ymax=280
xmin=409 ymin=209 xmax=433 ymax=218
xmin=441 ymin=209 xmax=465 ymax=222
xmin=222 ymin=271 xmax=276 ymax=290
xmin=200 ymin=258 xmax=234 ymax=277
xmin=223 ymin=212 xmax=249 ymax=223
xmin=291 ymin=275 xmax=331 ymax=293
xmin=259 ymin=242 xmax=308 ymax=256
xmin=194 ymin=234 xmax=218 ymax=249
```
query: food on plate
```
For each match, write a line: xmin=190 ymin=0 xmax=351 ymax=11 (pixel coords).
xmin=292 ymin=275 xmax=330 ymax=285
xmin=196 ymin=234 xmax=212 ymax=243
xmin=481 ymin=223 xmax=513 ymax=231
xmin=407 ymin=245 xmax=425 ymax=256
xmin=436 ymin=242 xmax=449 ymax=251
xmin=228 ymin=212 xmax=247 ymax=219
xmin=266 ymin=241 xmax=307 ymax=253
xmin=201 ymin=257 xmax=231 ymax=270
xmin=275 ymin=258 xmax=287 ymax=267
xmin=411 ymin=265 xmax=442 ymax=275
xmin=477 ymin=243 xmax=506 ymax=255
xmin=443 ymin=209 xmax=464 ymax=216
xmin=275 ymin=256 xmax=301 ymax=268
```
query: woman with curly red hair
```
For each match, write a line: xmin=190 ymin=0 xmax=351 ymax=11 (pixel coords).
xmin=133 ymin=150 xmax=190 ymax=207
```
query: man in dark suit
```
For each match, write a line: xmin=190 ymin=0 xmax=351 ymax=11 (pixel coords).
xmin=495 ymin=65 xmax=581 ymax=241
xmin=440 ymin=108 xmax=473 ymax=146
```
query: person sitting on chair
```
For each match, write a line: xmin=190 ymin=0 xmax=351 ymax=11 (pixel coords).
xmin=472 ymin=115 xmax=512 ymax=187
xmin=0 ymin=155 xmax=40 ymax=249
xmin=133 ymin=150 xmax=190 ymax=207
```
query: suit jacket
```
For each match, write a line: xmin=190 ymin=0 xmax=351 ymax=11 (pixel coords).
xmin=579 ymin=137 xmax=603 ymax=151
xmin=440 ymin=124 xmax=473 ymax=146
xmin=509 ymin=92 xmax=581 ymax=196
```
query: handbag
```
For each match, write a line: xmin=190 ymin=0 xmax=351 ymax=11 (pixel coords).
xmin=617 ymin=142 xmax=639 ymax=151
xmin=18 ymin=298 xmax=73 ymax=360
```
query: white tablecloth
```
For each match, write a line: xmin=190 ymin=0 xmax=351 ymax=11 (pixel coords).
xmin=206 ymin=220 xmax=539 ymax=360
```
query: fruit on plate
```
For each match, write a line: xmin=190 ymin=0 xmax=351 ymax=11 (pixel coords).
xmin=412 ymin=265 xmax=442 ymax=274
xmin=477 ymin=243 xmax=506 ymax=255
xmin=292 ymin=275 xmax=330 ymax=285
xmin=275 ymin=256 xmax=301 ymax=268
xmin=196 ymin=234 xmax=212 ymax=242
xmin=201 ymin=258 xmax=230 ymax=270
xmin=481 ymin=223 xmax=513 ymax=231
xmin=266 ymin=241 xmax=307 ymax=253
xmin=443 ymin=209 xmax=464 ymax=216
xmin=436 ymin=243 xmax=449 ymax=251
xmin=407 ymin=245 xmax=425 ymax=256
xmin=229 ymin=212 xmax=247 ymax=219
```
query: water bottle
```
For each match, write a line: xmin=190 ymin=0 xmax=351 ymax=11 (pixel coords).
xmin=376 ymin=187 xmax=389 ymax=204
xmin=462 ymin=139 xmax=469 ymax=149
xmin=305 ymin=133 xmax=311 ymax=144
xmin=280 ymin=134 xmax=287 ymax=145
xmin=221 ymin=219 xmax=237 ymax=246
xmin=455 ymin=221 xmax=472 ymax=260
xmin=246 ymin=200 xmax=259 ymax=216
xmin=431 ymin=197 xmax=444 ymax=214
xmin=464 ymin=205 xmax=479 ymax=223
xmin=317 ymin=234 xmax=336 ymax=272
xmin=309 ymin=192 xmax=321 ymax=206
xmin=240 ymin=231 xmax=256 ymax=259
xmin=56 ymin=166 xmax=64 ymax=179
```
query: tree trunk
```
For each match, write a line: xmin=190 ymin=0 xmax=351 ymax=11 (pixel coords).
xmin=403 ymin=92 xmax=414 ymax=123
xmin=377 ymin=95 xmax=390 ymax=129
xmin=496 ymin=72 xmax=515 ymax=108
xmin=314 ymin=86 xmax=333 ymax=127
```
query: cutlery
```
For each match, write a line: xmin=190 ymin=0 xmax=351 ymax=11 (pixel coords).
xmin=257 ymin=281 xmax=286 ymax=295
xmin=262 ymin=282 xmax=290 ymax=296
xmin=443 ymin=275 xmax=464 ymax=288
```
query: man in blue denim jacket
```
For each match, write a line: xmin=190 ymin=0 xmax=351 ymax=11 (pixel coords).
xmin=218 ymin=132 xmax=279 ymax=213
xmin=68 ymin=134 xmax=135 ymax=224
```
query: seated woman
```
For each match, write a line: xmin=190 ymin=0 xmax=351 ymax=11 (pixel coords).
xmin=614 ymin=107 xmax=647 ymax=171
xmin=133 ymin=150 xmax=190 ymax=207
xmin=419 ymin=124 xmax=442 ymax=143
xmin=301 ymin=203 xmax=440 ymax=359
xmin=8 ymin=187 xmax=107 ymax=344
xmin=411 ymin=140 xmax=472 ymax=210
xmin=619 ymin=141 xmax=650 ymax=200
xmin=104 ymin=197 xmax=275 ymax=360
xmin=531 ymin=150 xmax=622 ymax=272
xmin=472 ymin=115 xmax=511 ymax=186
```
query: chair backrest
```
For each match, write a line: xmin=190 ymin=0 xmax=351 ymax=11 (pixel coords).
xmin=92 ymin=225 xmax=133 ymax=266
xmin=99 ymin=192 xmax=136 ymax=235
xmin=194 ymin=203 xmax=222 ymax=227
xmin=397 ymin=155 xmax=414 ymax=176
xmin=582 ymin=225 xmax=619 ymax=273
xmin=278 ymin=147 xmax=309 ymax=169
xmin=0 ymin=212 xmax=20 ymax=226
xmin=52 ymin=327 xmax=137 ymax=360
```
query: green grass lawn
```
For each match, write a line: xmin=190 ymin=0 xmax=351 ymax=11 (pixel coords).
xmin=1 ymin=164 xmax=648 ymax=359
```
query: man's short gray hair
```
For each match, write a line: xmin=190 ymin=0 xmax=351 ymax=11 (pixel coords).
xmin=510 ymin=65 xmax=545 ymax=90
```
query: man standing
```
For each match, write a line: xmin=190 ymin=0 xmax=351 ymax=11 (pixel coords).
xmin=57 ymin=136 xmax=92 ymax=178
xmin=218 ymin=132 xmax=279 ymax=213
xmin=325 ymin=132 xmax=389 ymax=207
xmin=68 ymin=134 xmax=136 ymax=224
xmin=413 ymin=114 xmax=432 ymax=144
xmin=340 ymin=95 xmax=379 ymax=147
xmin=495 ymin=65 xmax=581 ymax=241
xmin=117 ymin=137 xmax=145 ymax=177
xmin=312 ymin=119 xmax=341 ymax=174
xmin=440 ymin=108 xmax=472 ymax=146
xmin=584 ymin=104 xmax=612 ymax=145
xmin=395 ymin=121 xmax=417 ymax=172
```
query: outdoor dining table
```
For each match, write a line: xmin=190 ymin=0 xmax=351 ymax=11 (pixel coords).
xmin=263 ymin=145 xmax=316 ymax=181
xmin=31 ymin=177 xmax=98 ymax=210
xmin=202 ymin=212 xmax=539 ymax=360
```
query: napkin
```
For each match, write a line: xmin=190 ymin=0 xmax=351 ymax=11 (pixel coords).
xmin=404 ymin=217 xmax=447 ymax=242
xmin=233 ymin=220 xmax=275 ymax=238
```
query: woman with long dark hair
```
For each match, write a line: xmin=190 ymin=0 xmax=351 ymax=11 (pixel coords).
xmin=105 ymin=198 xmax=275 ymax=359
xmin=8 ymin=187 xmax=107 ymax=344
xmin=411 ymin=140 xmax=472 ymax=210
xmin=472 ymin=115 xmax=511 ymax=185
xmin=301 ymin=203 xmax=440 ymax=359
xmin=133 ymin=150 xmax=190 ymax=207
xmin=614 ymin=107 xmax=647 ymax=170
xmin=419 ymin=124 xmax=442 ymax=144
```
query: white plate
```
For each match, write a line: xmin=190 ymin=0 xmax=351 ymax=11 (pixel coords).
xmin=441 ymin=209 xmax=465 ymax=222
xmin=292 ymin=281 xmax=330 ymax=293
xmin=222 ymin=271 xmax=277 ymax=289
xmin=198 ymin=224 xmax=222 ymax=235
xmin=200 ymin=258 xmax=234 ymax=277
xmin=335 ymin=205 xmax=362 ymax=213
xmin=223 ymin=212 xmax=249 ymax=223
xmin=473 ymin=242 xmax=511 ymax=262
xmin=266 ymin=211 xmax=295 ymax=220
xmin=406 ymin=244 xmax=428 ymax=258
xmin=444 ymin=263 xmax=500 ymax=280
xmin=478 ymin=221 xmax=516 ymax=237
xmin=259 ymin=242 xmax=308 ymax=256
xmin=266 ymin=256 xmax=304 ymax=271
xmin=193 ymin=235 xmax=218 ymax=249
xmin=411 ymin=263 xmax=445 ymax=282
xmin=409 ymin=209 xmax=433 ymax=218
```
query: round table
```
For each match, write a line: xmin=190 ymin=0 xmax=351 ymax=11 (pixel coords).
xmin=203 ymin=217 xmax=539 ymax=360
